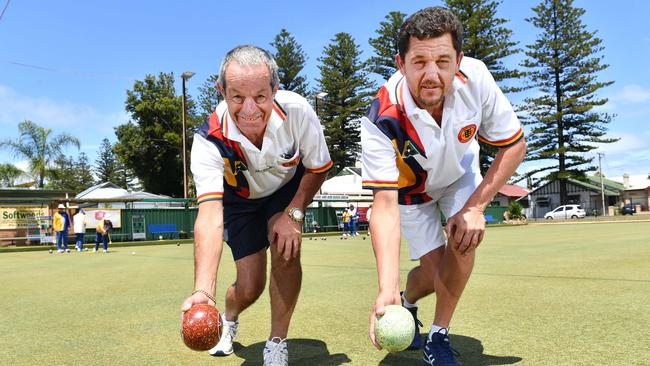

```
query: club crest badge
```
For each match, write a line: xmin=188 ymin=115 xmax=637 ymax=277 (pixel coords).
xmin=458 ymin=124 xmax=477 ymax=143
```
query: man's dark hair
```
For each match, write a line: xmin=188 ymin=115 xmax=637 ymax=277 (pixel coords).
xmin=397 ymin=7 xmax=463 ymax=59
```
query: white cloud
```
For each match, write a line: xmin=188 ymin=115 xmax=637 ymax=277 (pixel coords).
xmin=0 ymin=84 xmax=128 ymax=131
xmin=610 ymin=84 xmax=650 ymax=104
xmin=591 ymin=132 xmax=648 ymax=154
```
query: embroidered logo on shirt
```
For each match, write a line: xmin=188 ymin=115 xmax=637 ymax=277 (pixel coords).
xmin=458 ymin=124 xmax=477 ymax=143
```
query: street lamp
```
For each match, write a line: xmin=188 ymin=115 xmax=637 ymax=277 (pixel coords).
xmin=181 ymin=71 xmax=195 ymax=199
xmin=314 ymin=92 xmax=328 ymax=118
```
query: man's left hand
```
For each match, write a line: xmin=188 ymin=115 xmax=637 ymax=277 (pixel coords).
xmin=269 ymin=214 xmax=302 ymax=260
xmin=445 ymin=207 xmax=486 ymax=256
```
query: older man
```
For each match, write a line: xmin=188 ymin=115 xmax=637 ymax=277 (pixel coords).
xmin=362 ymin=7 xmax=526 ymax=365
xmin=181 ymin=45 xmax=332 ymax=366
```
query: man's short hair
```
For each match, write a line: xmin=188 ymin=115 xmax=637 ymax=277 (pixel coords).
xmin=217 ymin=45 xmax=280 ymax=93
xmin=397 ymin=7 xmax=464 ymax=59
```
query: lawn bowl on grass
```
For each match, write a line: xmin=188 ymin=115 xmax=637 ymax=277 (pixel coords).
xmin=181 ymin=304 xmax=221 ymax=351
xmin=374 ymin=304 xmax=415 ymax=352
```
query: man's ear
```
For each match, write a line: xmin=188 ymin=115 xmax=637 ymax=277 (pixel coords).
xmin=396 ymin=53 xmax=406 ymax=75
xmin=456 ymin=51 xmax=464 ymax=68
xmin=217 ymin=83 xmax=225 ymax=96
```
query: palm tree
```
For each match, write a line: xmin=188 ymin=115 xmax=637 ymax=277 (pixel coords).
xmin=0 ymin=120 xmax=80 ymax=188
xmin=0 ymin=163 xmax=24 ymax=187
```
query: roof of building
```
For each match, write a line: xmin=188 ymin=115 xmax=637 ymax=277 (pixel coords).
xmin=498 ymin=184 xmax=529 ymax=198
xmin=527 ymin=177 xmax=622 ymax=197
xmin=610 ymin=174 xmax=650 ymax=190
xmin=75 ymin=182 xmax=170 ymax=201
xmin=321 ymin=167 xmax=372 ymax=195
xmin=584 ymin=175 xmax=626 ymax=191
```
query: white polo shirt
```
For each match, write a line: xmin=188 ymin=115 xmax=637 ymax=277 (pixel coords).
xmin=361 ymin=56 xmax=523 ymax=205
xmin=192 ymin=90 xmax=333 ymax=204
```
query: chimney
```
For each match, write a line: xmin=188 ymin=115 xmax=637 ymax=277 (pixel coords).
xmin=623 ymin=173 xmax=630 ymax=188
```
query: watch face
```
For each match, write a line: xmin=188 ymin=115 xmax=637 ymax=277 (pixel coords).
xmin=292 ymin=209 xmax=304 ymax=220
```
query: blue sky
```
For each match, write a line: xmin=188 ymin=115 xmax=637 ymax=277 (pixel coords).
xmin=1 ymin=0 xmax=649 ymax=181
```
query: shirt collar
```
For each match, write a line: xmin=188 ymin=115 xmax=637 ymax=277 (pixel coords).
xmin=221 ymin=99 xmax=287 ymax=141
xmin=398 ymin=73 xmax=466 ymax=121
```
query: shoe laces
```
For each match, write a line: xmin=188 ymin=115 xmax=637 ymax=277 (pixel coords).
xmin=264 ymin=337 xmax=288 ymax=365
xmin=424 ymin=330 xmax=461 ymax=365
xmin=221 ymin=316 xmax=238 ymax=342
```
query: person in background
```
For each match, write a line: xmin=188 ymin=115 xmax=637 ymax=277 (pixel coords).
xmin=341 ymin=209 xmax=351 ymax=238
xmin=73 ymin=209 xmax=87 ymax=251
xmin=53 ymin=204 xmax=70 ymax=253
xmin=94 ymin=218 xmax=109 ymax=253
xmin=349 ymin=204 xmax=359 ymax=236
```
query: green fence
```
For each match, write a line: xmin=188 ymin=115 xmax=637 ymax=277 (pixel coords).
xmin=83 ymin=208 xmax=198 ymax=242
xmin=81 ymin=204 xmax=508 ymax=242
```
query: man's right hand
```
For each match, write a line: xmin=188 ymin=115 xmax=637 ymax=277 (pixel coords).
xmin=180 ymin=291 xmax=215 ymax=313
xmin=369 ymin=290 xmax=401 ymax=350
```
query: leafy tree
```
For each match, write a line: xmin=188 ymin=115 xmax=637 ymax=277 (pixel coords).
xmin=47 ymin=152 xmax=94 ymax=193
xmin=316 ymin=32 xmax=376 ymax=173
xmin=115 ymin=72 xmax=196 ymax=197
xmin=444 ymin=0 xmax=521 ymax=175
xmin=367 ymin=11 xmax=406 ymax=81
xmin=271 ymin=29 xmax=309 ymax=95
xmin=0 ymin=163 xmax=24 ymax=187
xmin=521 ymin=0 xmax=616 ymax=204
xmin=0 ymin=120 xmax=80 ymax=188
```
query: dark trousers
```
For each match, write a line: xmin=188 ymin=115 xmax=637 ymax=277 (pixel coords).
xmin=75 ymin=233 xmax=84 ymax=250
xmin=56 ymin=231 xmax=68 ymax=251
xmin=95 ymin=232 xmax=108 ymax=251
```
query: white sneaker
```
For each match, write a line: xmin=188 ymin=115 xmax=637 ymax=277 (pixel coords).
xmin=263 ymin=337 xmax=288 ymax=366
xmin=208 ymin=314 xmax=238 ymax=356
xmin=102 ymin=249 xmax=107 ymax=253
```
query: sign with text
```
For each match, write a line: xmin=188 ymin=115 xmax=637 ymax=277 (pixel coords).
xmin=84 ymin=209 xmax=122 ymax=229
xmin=0 ymin=207 xmax=48 ymax=229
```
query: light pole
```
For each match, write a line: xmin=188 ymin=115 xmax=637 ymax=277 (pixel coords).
xmin=314 ymin=92 xmax=328 ymax=118
xmin=181 ymin=71 xmax=195 ymax=199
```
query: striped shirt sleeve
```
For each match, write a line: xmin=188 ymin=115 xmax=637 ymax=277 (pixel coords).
xmin=191 ymin=133 xmax=224 ymax=204
xmin=361 ymin=117 xmax=399 ymax=190
xmin=298 ymin=102 xmax=333 ymax=174
xmin=475 ymin=61 xmax=524 ymax=148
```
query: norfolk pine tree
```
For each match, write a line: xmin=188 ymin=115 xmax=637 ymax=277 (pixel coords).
xmin=521 ymin=0 xmax=616 ymax=204
xmin=367 ymin=11 xmax=406 ymax=81
xmin=316 ymin=32 xmax=376 ymax=173
xmin=95 ymin=138 xmax=119 ymax=184
xmin=444 ymin=0 xmax=521 ymax=176
xmin=197 ymin=74 xmax=221 ymax=121
xmin=271 ymin=29 xmax=309 ymax=95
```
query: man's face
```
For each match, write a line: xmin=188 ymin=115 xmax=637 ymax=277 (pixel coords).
xmin=218 ymin=62 xmax=277 ymax=140
xmin=396 ymin=33 xmax=462 ymax=114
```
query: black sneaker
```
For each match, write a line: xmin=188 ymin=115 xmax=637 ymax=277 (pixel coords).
xmin=422 ymin=329 xmax=461 ymax=366
xmin=400 ymin=291 xmax=424 ymax=350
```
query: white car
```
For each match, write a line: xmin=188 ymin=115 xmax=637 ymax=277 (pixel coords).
xmin=544 ymin=205 xmax=586 ymax=219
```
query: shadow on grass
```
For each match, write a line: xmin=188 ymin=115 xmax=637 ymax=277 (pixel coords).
xmin=379 ymin=333 xmax=522 ymax=365
xmin=229 ymin=338 xmax=351 ymax=365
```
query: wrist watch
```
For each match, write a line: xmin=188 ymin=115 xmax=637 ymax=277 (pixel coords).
xmin=285 ymin=207 xmax=304 ymax=223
